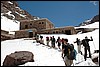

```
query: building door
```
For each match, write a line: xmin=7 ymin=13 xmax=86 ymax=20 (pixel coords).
xmin=65 ymin=30 xmax=71 ymax=35
xmin=29 ymin=32 xmax=33 ymax=38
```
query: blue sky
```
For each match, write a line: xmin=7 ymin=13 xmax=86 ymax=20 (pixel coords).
xmin=17 ymin=1 xmax=99 ymax=27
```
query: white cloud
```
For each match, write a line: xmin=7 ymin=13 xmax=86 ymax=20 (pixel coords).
xmin=90 ymin=1 xmax=98 ymax=6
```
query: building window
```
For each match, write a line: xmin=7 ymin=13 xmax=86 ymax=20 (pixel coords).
xmin=62 ymin=30 xmax=64 ymax=33
xmin=56 ymin=31 xmax=58 ymax=34
xmin=25 ymin=25 xmax=28 ymax=29
xmin=30 ymin=23 xmax=32 ymax=25
xmin=42 ymin=22 xmax=44 ymax=24
xmin=65 ymin=30 xmax=71 ymax=35
xmin=39 ymin=22 xmax=41 ymax=24
xmin=53 ymin=31 xmax=55 ymax=34
xmin=48 ymin=32 xmax=49 ymax=34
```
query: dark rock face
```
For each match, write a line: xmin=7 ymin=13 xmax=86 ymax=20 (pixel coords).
xmin=78 ymin=15 xmax=99 ymax=26
xmin=1 ymin=1 xmax=35 ymax=21
xmin=91 ymin=15 xmax=99 ymax=23
xmin=92 ymin=57 xmax=99 ymax=64
xmin=3 ymin=51 xmax=34 ymax=66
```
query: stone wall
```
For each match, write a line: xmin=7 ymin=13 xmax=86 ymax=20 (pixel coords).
xmin=20 ymin=18 xmax=54 ymax=31
xmin=15 ymin=29 xmax=37 ymax=38
xmin=1 ymin=30 xmax=9 ymax=34
xmin=1 ymin=30 xmax=14 ymax=41
xmin=38 ymin=26 xmax=76 ymax=35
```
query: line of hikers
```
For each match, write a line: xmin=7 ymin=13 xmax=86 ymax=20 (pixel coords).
xmin=35 ymin=34 xmax=93 ymax=66
xmin=35 ymin=35 xmax=62 ymax=49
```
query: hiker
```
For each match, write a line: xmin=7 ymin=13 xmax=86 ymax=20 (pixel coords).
xmin=46 ymin=36 xmax=50 ymax=46
xmin=61 ymin=38 xmax=65 ymax=50
xmin=39 ymin=36 xmax=45 ymax=45
xmin=35 ymin=34 xmax=40 ymax=43
xmin=81 ymin=36 xmax=93 ymax=61
xmin=74 ymin=38 xmax=82 ymax=55
xmin=51 ymin=36 xmax=56 ymax=48
xmin=56 ymin=37 xmax=61 ymax=50
xmin=62 ymin=39 xmax=74 ymax=66
xmin=50 ymin=36 xmax=53 ymax=47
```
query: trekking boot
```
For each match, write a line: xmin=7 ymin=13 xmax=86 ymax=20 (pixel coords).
xmin=89 ymin=55 xmax=91 ymax=58
xmin=80 ymin=51 xmax=83 ymax=55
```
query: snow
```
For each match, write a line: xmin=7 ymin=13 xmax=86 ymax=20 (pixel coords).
xmin=15 ymin=11 xmax=26 ymax=18
xmin=15 ymin=7 xmax=23 ymax=11
xmin=5 ymin=11 xmax=15 ymax=19
xmin=8 ymin=1 xmax=13 ymax=4
xmin=1 ymin=39 xmax=65 ymax=66
xmin=1 ymin=15 xmax=99 ymax=66
xmin=75 ymin=58 xmax=96 ymax=66
xmin=84 ymin=19 xmax=91 ymax=22
xmin=75 ymin=21 xmax=99 ymax=28
xmin=91 ymin=53 xmax=99 ymax=59
xmin=1 ymin=15 xmax=20 ymax=34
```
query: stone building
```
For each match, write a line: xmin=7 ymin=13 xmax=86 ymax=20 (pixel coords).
xmin=14 ymin=18 xmax=54 ymax=38
xmin=1 ymin=30 xmax=14 ymax=41
xmin=14 ymin=18 xmax=77 ymax=38
xmin=14 ymin=29 xmax=37 ymax=38
xmin=1 ymin=29 xmax=9 ymax=34
xmin=38 ymin=26 xmax=76 ymax=35
xmin=20 ymin=18 xmax=54 ymax=30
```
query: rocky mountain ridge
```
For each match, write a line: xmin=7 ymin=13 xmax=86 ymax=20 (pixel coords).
xmin=1 ymin=1 xmax=36 ymax=22
xmin=78 ymin=15 xmax=99 ymax=26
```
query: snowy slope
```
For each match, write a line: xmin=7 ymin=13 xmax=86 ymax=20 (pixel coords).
xmin=75 ymin=21 xmax=99 ymax=28
xmin=1 ymin=29 xmax=99 ymax=66
xmin=1 ymin=14 xmax=20 ymax=34
xmin=1 ymin=39 xmax=65 ymax=66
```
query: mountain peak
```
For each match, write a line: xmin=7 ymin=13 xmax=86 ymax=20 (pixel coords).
xmin=1 ymin=1 xmax=35 ymax=21
xmin=78 ymin=14 xmax=99 ymax=26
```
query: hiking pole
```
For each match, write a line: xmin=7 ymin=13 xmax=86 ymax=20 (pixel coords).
xmin=90 ymin=36 xmax=96 ymax=49
xmin=92 ymin=40 xmax=96 ymax=49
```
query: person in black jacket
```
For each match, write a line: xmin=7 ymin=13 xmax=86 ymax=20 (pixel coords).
xmin=51 ymin=36 xmax=56 ymax=48
xmin=61 ymin=38 xmax=65 ymax=50
xmin=82 ymin=36 xmax=93 ymax=61
xmin=56 ymin=37 xmax=61 ymax=50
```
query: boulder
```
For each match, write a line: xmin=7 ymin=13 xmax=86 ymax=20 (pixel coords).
xmin=92 ymin=57 xmax=98 ymax=63
xmin=3 ymin=51 xmax=34 ymax=66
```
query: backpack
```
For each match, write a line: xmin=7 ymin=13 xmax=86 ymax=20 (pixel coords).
xmin=82 ymin=39 xmax=88 ymax=47
xmin=69 ymin=44 xmax=74 ymax=51
xmin=67 ymin=49 xmax=77 ymax=60
xmin=67 ymin=44 xmax=77 ymax=60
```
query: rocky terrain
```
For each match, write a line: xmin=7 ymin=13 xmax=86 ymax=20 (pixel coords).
xmin=78 ymin=15 xmax=99 ymax=26
xmin=1 ymin=1 xmax=36 ymax=22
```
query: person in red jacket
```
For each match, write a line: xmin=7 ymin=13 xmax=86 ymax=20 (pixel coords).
xmin=46 ymin=36 xmax=50 ymax=46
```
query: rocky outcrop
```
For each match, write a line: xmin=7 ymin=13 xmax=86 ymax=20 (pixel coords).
xmin=78 ymin=15 xmax=99 ymax=26
xmin=1 ymin=1 xmax=35 ymax=21
xmin=91 ymin=15 xmax=99 ymax=23
xmin=3 ymin=51 xmax=34 ymax=66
